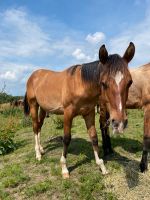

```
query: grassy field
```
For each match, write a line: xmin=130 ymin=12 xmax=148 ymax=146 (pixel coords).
xmin=0 ymin=109 xmax=150 ymax=200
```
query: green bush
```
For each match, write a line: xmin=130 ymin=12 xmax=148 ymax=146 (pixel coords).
xmin=0 ymin=107 xmax=22 ymax=118
xmin=0 ymin=92 xmax=32 ymax=156
xmin=0 ymin=106 xmax=33 ymax=155
xmin=22 ymin=116 xmax=32 ymax=127
xmin=0 ymin=92 xmax=23 ymax=104
xmin=0 ymin=122 xmax=16 ymax=155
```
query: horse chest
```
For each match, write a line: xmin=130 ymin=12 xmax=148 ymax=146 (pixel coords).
xmin=77 ymin=103 xmax=96 ymax=115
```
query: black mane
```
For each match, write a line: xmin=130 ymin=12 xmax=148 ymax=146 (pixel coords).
xmin=104 ymin=54 xmax=127 ymax=75
xmin=67 ymin=64 xmax=79 ymax=75
xmin=67 ymin=54 xmax=127 ymax=84
xmin=81 ymin=61 xmax=100 ymax=83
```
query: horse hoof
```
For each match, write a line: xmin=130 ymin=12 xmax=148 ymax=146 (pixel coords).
xmin=140 ymin=162 xmax=148 ymax=173
xmin=36 ymin=155 xmax=41 ymax=161
xmin=40 ymin=149 xmax=45 ymax=155
xmin=102 ymin=170 xmax=109 ymax=175
xmin=62 ymin=173 xmax=70 ymax=179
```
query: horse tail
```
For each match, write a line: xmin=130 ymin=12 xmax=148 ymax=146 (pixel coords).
xmin=24 ymin=92 xmax=30 ymax=116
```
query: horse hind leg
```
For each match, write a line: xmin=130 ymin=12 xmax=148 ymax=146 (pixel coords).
xmin=140 ymin=105 xmax=150 ymax=172
xmin=38 ymin=107 xmax=46 ymax=154
xmin=30 ymin=103 xmax=42 ymax=161
xmin=60 ymin=107 xmax=73 ymax=179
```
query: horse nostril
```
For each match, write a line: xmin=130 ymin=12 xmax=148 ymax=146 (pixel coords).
xmin=112 ymin=119 xmax=119 ymax=128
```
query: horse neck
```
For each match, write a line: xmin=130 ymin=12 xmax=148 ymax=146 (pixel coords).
xmin=83 ymin=82 xmax=100 ymax=98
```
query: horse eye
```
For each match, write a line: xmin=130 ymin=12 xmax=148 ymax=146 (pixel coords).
xmin=101 ymin=82 xmax=108 ymax=89
xmin=127 ymin=80 xmax=133 ymax=88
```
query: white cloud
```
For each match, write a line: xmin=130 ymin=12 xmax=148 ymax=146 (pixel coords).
xmin=0 ymin=8 xmax=93 ymax=61
xmin=0 ymin=8 xmax=51 ymax=58
xmin=0 ymin=71 xmax=16 ymax=80
xmin=72 ymin=48 xmax=91 ymax=61
xmin=86 ymin=32 xmax=105 ymax=44
xmin=0 ymin=61 xmax=43 ymax=94
xmin=0 ymin=61 xmax=37 ymax=82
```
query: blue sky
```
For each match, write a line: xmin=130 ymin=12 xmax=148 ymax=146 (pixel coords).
xmin=0 ymin=0 xmax=150 ymax=95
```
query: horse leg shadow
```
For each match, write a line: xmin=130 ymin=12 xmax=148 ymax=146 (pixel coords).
xmin=43 ymin=135 xmax=63 ymax=153
xmin=68 ymin=137 xmax=95 ymax=173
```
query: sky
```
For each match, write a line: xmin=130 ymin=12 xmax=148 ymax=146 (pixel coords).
xmin=0 ymin=0 xmax=150 ymax=95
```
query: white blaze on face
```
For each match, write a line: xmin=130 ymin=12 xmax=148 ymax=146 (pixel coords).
xmin=118 ymin=121 xmax=124 ymax=133
xmin=115 ymin=71 xmax=123 ymax=86
xmin=119 ymin=102 xmax=122 ymax=111
xmin=114 ymin=71 xmax=123 ymax=111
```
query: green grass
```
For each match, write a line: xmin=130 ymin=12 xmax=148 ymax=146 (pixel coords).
xmin=0 ymin=109 xmax=149 ymax=199
xmin=0 ymin=164 xmax=30 ymax=188
xmin=25 ymin=180 xmax=53 ymax=197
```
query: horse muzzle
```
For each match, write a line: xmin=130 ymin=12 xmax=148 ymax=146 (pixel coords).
xmin=111 ymin=119 xmax=128 ymax=134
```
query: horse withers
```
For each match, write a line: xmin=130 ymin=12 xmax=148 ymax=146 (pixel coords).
xmin=100 ymin=63 xmax=150 ymax=172
xmin=24 ymin=43 xmax=135 ymax=178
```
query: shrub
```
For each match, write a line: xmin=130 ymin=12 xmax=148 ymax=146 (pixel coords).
xmin=0 ymin=107 xmax=22 ymax=118
xmin=0 ymin=98 xmax=32 ymax=155
xmin=0 ymin=119 xmax=17 ymax=155
xmin=22 ymin=116 xmax=32 ymax=127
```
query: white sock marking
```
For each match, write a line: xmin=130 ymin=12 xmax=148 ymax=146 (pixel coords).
xmin=38 ymin=132 xmax=44 ymax=153
xmin=94 ymin=151 xmax=108 ymax=174
xmin=35 ymin=134 xmax=41 ymax=160
xmin=60 ymin=154 xmax=69 ymax=174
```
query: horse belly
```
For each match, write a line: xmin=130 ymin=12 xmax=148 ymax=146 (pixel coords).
xmin=47 ymin=105 xmax=64 ymax=114
xmin=37 ymin=96 xmax=64 ymax=114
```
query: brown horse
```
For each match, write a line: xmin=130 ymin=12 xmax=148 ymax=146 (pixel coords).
xmin=99 ymin=62 xmax=150 ymax=173
xmin=24 ymin=43 xmax=135 ymax=178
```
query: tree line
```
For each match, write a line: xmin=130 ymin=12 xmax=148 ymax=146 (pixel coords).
xmin=0 ymin=84 xmax=23 ymax=104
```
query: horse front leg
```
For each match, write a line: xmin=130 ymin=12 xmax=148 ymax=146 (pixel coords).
xmin=83 ymin=110 xmax=108 ymax=175
xmin=140 ymin=105 xmax=150 ymax=172
xmin=99 ymin=104 xmax=113 ymax=157
xmin=60 ymin=107 xmax=73 ymax=179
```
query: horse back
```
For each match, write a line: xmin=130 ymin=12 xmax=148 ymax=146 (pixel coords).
xmin=26 ymin=69 xmax=65 ymax=113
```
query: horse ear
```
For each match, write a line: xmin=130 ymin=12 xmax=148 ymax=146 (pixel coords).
xmin=99 ymin=44 xmax=108 ymax=64
xmin=123 ymin=42 xmax=135 ymax=63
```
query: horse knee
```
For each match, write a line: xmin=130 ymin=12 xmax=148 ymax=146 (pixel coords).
xmin=33 ymin=122 xmax=39 ymax=134
xmin=38 ymin=121 xmax=44 ymax=131
xmin=63 ymin=135 xmax=71 ymax=146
